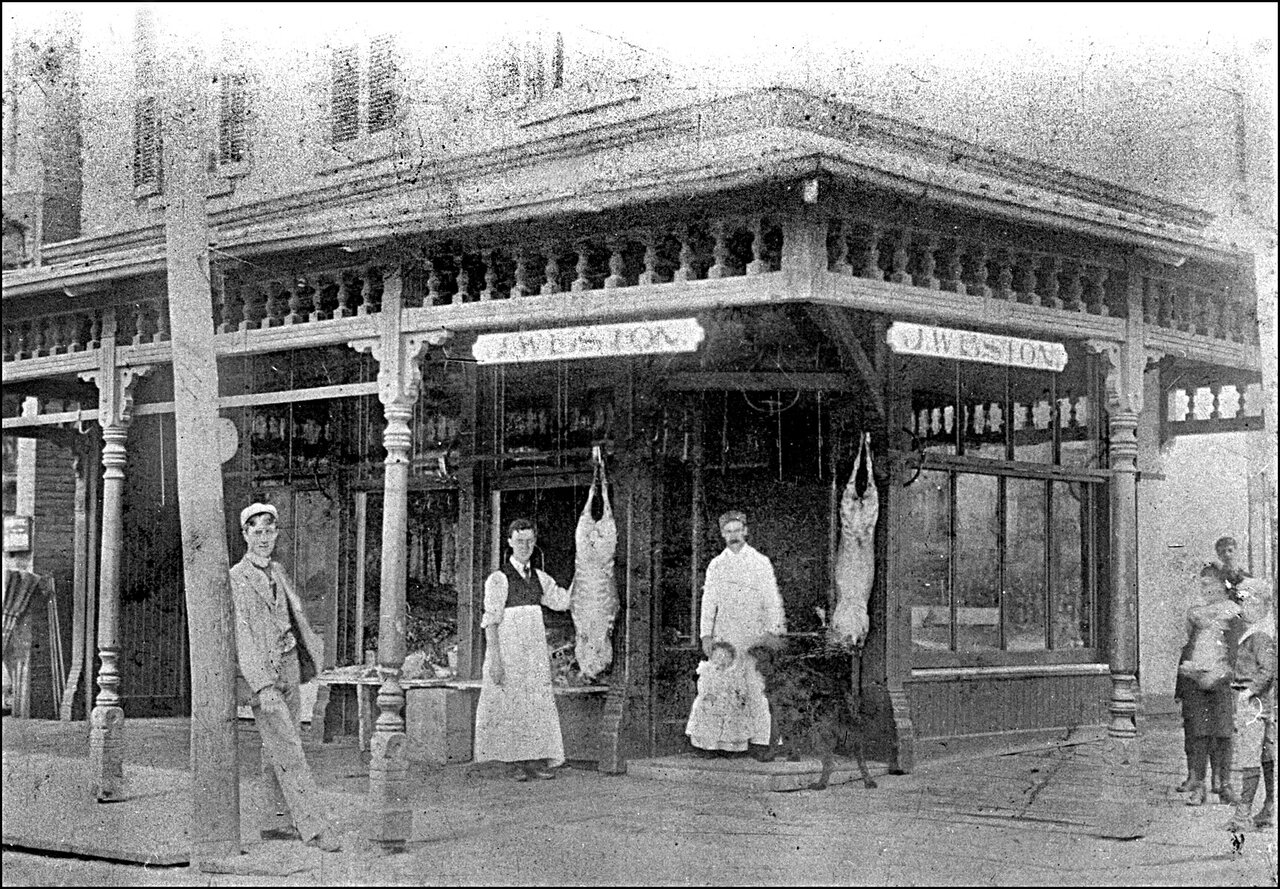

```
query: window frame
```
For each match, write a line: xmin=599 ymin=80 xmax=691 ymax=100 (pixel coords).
xmin=903 ymin=348 xmax=1108 ymax=669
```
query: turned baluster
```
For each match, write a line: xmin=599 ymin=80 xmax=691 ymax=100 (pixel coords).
xmin=831 ymin=220 xmax=854 ymax=276
xmin=673 ymin=227 xmax=697 ymax=282
xmin=994 ymin=249 xmax=1014 ymax=300
xmin=28 ymin=317 xmax=48 ymax=357
xmin=88 ymin=311 xmax=102 ymax=349
xmin=2 ymin=324 xmax=12 ymax=360
xmin=1184 ymin=387 xmax=1197 ymax=421
xmin=707 ymin=221 xmax=730 ymax=279
xmin=479 ymin=249 xmax=498 ymax=301
xmin=572 ymin=243 xmax=593 ymax=292
xmin=542 ymin=247 xmax=562 ymax=295
xmin=1088 ymin=267 xmax=1109 ymax=316
xmin=510 ymin=250 xmax=529 ymax=298
xmin=309 ymin=276 xmax=329 ymax=323
xmin=1015 ymin=252 xmax=1037 ymax=304
xmin=1061 ymin=263 xmax=1084 ymax=312
xmin=968 ymin=241 xmax=991 ymax=298
xmin=637 ymin=233 xmax=660 ymax=286
xmin=889 ymin=228 xmax=911 ymax=284
xmin=1208 ymin=383 xmax=1222 ymax=421
xmin=284 ymin=277 xmax=304 ymax=324
xmin=913 ymin=235 xmax=939 ymax=289
xmin=153 ymin=298 xmax=170 ymax=341
xmin=46 ymin=315 xmax=67 ymax=355
xmin=239 ymin=284 xmax=261 ymax=330
xmin=15 ymin=320 xmax=30 ymax=358
xmin=746 ymin=218 xmax=768 ymax=276
xmin=604 ymin=242 xmax=626 ymax=288
xmin=1039 ymin=256 xmax=1061 ymax=309
xmin=942 ymin=240 xmax=966 ymax=294
xmin=861 ymin=224 xmax=884 ymax=281
xmin=263 ymin=282 xmax=284 ymax=327
xmin=454 ymin=255 xmax=470 ymax=305
xmin=1141 ymin=276 xmax=1156 ymax=324
xmin=359 ymin=268 xmax=381 ymax=315
xmin=132 ymin=303 xmax=151 ymax=345
xmin=1196 ymin=288 xmax=1214 ymax=336
xmin=333 ymin=271 xmax=354 ymax=318
xmin=1210 ymin=289 xmax=1228 ymax=340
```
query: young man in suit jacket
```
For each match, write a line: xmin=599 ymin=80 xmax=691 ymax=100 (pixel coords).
xmin=230 ymin=502 xmax=341 ymax=852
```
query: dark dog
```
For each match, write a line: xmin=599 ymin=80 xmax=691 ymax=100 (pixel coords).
xmin=748 ymin=644 xmax=878 ymax=792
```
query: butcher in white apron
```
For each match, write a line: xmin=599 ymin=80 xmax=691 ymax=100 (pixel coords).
xmin=693 ymin=510 xmax=787 ymax=757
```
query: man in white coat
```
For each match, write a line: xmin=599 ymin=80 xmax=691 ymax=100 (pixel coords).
xmin=694 ymin=510 xmax=786 ymax=759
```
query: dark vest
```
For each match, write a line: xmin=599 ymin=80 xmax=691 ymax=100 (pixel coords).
xmin=501 ymin=561 xmax=543 ymax=609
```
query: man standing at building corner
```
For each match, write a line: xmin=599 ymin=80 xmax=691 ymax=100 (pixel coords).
xmin=695 ymin=510 xmax=787 ymax=760
xmin=229 ymin=503 xmax=341 ymax=853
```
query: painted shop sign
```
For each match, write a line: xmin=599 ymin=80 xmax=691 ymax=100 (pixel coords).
xmin=886 ymin=322 xmax=1068 ymax=372
xmin=3 ymin=515 xmax=32 ymax=552
xmin=472 ymin=318 xmax=705 ymax=365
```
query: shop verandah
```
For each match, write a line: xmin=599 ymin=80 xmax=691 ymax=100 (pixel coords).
xmin=2 ymin=97 xmax=1265 ymax=843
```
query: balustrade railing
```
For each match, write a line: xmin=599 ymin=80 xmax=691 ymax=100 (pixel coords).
xmin=826 ymin=215 xmax=1255 ymax=345
xmin=0 ymin=210 xmax=1257 ymax=363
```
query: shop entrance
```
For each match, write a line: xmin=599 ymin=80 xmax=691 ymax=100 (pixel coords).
xmin=492 ymin=474 xmax=598 ymax=680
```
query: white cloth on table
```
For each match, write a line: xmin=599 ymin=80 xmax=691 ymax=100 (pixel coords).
xmin=473 ymin=560 xmax=571 ymax=766
xmin=695 ymin=543 xmax=786 ymax=746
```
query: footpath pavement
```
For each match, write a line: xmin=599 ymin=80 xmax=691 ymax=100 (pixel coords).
xmin=2 ymin=712 xmax=1276 ymax=886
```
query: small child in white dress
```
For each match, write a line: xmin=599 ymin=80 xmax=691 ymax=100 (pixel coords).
xmin=686 ymin=641 xmax=754 ymax=753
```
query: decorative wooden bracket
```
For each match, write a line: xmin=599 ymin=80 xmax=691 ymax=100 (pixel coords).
xmin=1085 ymin=339 xmax=1148 ymax=418
xmin=805 ymin=305 xmax=885 ymax=420
xmin=78 ymin=365 xmax=153 ymax=429
xmin=347 ymin=266 xmax=451 ymax=406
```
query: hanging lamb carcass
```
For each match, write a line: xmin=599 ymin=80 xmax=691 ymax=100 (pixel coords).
xmin=830 ymin=432 xmax=878 ymax=647
xmin=570 ymin=450 xmax=619 ymax=682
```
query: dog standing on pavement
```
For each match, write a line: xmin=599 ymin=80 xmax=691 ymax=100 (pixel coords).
xmin=748 ymin=643 xmax=878 ymax=791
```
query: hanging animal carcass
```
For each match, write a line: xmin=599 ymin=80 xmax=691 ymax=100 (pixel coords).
xmin=830 ymin=432 xmax=878 ymax=647
xmin=570 ymin=452 xmax=619 ymax=681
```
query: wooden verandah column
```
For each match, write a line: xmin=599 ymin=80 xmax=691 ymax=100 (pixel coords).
xmin=351 ymin=269 xmax=449 ymax=849
xmin=80 ymin=312 xmax=150 ymax=802
xmin=1090 ymin=288 xmax=1159 ymax=764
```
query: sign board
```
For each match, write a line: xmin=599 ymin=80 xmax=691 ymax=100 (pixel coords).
xmin=472 ymin=318 xmax=705 ymax=365
xmin=886 ymin=322 xmax=1068 ymax=372
xmin=3 ymin=515 xmax=32 ymax=552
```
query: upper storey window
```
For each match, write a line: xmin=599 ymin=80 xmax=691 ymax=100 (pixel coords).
xmin=132 ymin=9 xmax=162 ymax=195
xmin=490 ymin=31 xmax=564 ymax=104
xmin=330 ymin=34 xmax=399 ymax=145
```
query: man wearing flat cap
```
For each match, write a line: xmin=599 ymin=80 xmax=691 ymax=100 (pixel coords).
xmin=691 ymin=510 xmax=786 ymax=758
xmin=229 ymin=502 xmax=341 ymax=852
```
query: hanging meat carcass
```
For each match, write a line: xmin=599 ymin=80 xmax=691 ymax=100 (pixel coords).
xmin=830 ymin=432 xmax=878 ymax=647
xmin=570 ymin=451 xmax=619 ymax=682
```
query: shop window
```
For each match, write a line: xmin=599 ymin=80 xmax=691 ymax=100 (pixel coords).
xmin=494 ymin=363 xmax=615 ymax=468
xmin=904 ymin=344 xmax=1102 ymax=665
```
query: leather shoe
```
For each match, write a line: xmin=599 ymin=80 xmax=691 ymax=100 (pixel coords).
xmin=1176 ymin=778 xmax=1195 ymax=792
xmin=1185 ymin=784 xmax=1207 ymax=806
xmin=528 ymin=767 xmax=557 ymax=780
xmin=260 ymin=826 xmax=301 ymax=841
xmin=305 ymin=829 xmax=342 ymax=853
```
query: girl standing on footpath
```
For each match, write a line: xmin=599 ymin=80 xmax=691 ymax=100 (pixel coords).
xmin=1176 ymin=565 xmax=1243 ymax=805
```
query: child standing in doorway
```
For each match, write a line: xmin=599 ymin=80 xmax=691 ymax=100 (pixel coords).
xmin=687 ymin=640 xmax=753 ymax=755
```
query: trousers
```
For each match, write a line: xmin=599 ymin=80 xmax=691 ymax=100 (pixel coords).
xmin=249 ymin=649 xmax=324 ymax=840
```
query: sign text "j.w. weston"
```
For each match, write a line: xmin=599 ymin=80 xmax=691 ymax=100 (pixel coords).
xmin=886 ymin=322 xmax=1068 ymax=372
xmin=472 ymin=318 xmax=705 ymax=365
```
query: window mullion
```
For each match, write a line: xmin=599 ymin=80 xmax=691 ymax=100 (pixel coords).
xmin=949 ymin=469 xmax=957 ymax=652
xmin=997 ymin=474 xmax=1006 ymax=651
xmin=1044 ymin=479 xmax=1054 ymax=650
